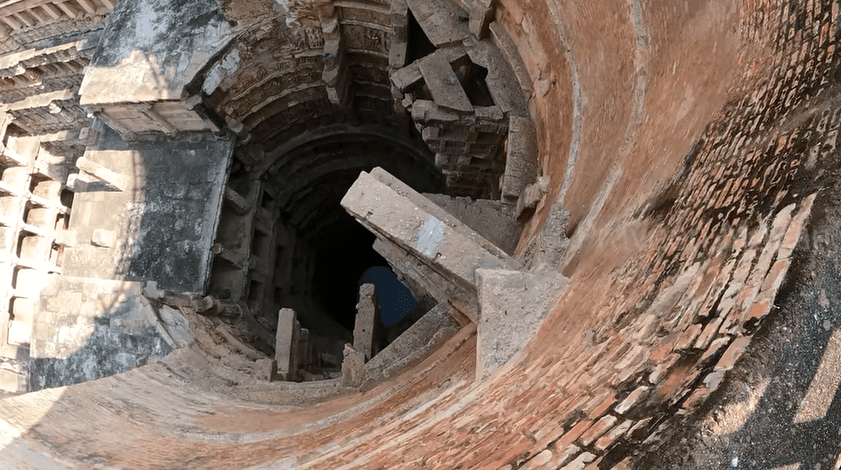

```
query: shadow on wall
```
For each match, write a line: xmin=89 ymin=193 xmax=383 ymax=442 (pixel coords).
xmin=647 ymin=185 xmax=841 ymax=470
xmin=28 ymin=280 xmax=174 ymax=391
xmin=26 ymin=121 xmax=231 ymax=391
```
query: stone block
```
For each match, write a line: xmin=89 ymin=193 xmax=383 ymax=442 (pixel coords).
xmin=10 ymin=298 xmax=34 ymax=327
xmin=579 ymin=415 xmax=618 ymax=446
xmin=422 ymin=194 xmax=522 ymax=255
xmin=714 ymin=336 xmax=751 ymax=371
xmin=14 ymin=269 xmax=49 ymax=299
xmin=502 ymin=116 xmax=539 ymax=200
xmin=559 ymin=452 xmax=596 ymax=470
xmin=25 ymin=207 xmax=55 ymax=227
xmin=516 ymin=176 xmax=549 ymax=218
xmin=406 ymin=0 xmax=471 ymax=47
xmin=489 ymin=22 xmax=533 ymax=96
xmin=364 ymin=301 xmax=459 ymax=381
xmin=614 ymin=386 xmax=650 ymax=415
xmin=391 ymin=62 xmax=423 ymax=92
xmin=353 ymin=283 xmax=383 ymax=361
xmin=30 ymin=180 xmax=62 ymax=200
xmin=223 ymin=186 xmax=250 ymax=215
xmin=475 ymin=268 xmax=567 ymax=379
xmin=0 ymin=196 xmax=20 ymax=216
xmin=341 ymin=343 xmax=365 ymax=387
xmin=417 ymin=51 xmax=473 ymax=114
xmin=19 ymin=236 xmax=51 ymax=261
xmin=594 ymin=419 xmax=633 ymax=452
xmin=275 ymin=308 xmax=300 ymax=381
xmin=521 ymin=205 xmax=570 ymax=271
xmin=373 ymin=237 xmax=478 ymax=320
xmin=342 ymin=168 xmax=521 ymax=322
xmin=468 ymin=0 xmax=494 ymax=38
xmin=7 ymin=320 xmax=31 ymax=345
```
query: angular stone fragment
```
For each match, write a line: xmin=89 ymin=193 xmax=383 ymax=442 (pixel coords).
xmin=341 ymin=343 xmax=365 ymax=387
xmin=406 ymin=0 xmax=471 ymax=47
xmin=256 ymin=358 xmax=277 ymax=382
xmin=516 ymin=176 xmax=550 ymax=218
xmin=275 ymin=308 xmax=300 ymax=381
xmin=364 ymin=301 xmax=459 ymax=381
xmin=502 ymin=116 xmax=539 ymax=200
xmin=417 ymin=51 xmax=473 ymax=114
xmin=342 ymin=167 xmax=521 ymax=322
xmin=475 ymin=268 xmax=567 ymax=379
xmin=353 ymin=283 xmax=383 ymax=362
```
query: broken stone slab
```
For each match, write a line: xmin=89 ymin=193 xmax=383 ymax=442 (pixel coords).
xmin=465 ymin=39 xmax=530 ymax=117
xmin=475 ymin=268 xmax=567 ymax=380
xmin=341 ymin=167 xmax=522 ymax=322
xmin=467 ymin=0 xmax=494 ymax=38
xmin=501 ymin=116 xmax=539 ymax=201
xmin=406 ymin=0 xmax=471 ymax=47
xmin=256 ymin=358 xmax=277 ymax=382
xmin=423 ymin=193 xmax=522 ymax=255
xmin=364 ymin=301 xmax=459 ymax=382
xmin=353 ymin=283 xmax=384 ymax=362
xmin=417 ymin=51 xmax=474 ymax=114
xmin=516 ymin=175 xmax=550 ymax=218
xmin=373 ymin=237 xmax=478 ymax=321
xmin=275 ymin=308 xmax=301 ymax=381
xmin=351 ymin=167 xmax=517 ymax=263
xmin=391 ymin=62 xmax=423 ymax=92
xmin=341 ymin=343 xmax=366 ymax=387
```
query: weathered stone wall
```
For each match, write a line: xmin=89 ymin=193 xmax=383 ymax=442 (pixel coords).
xmin=28 ymin=277 xmax=177 ymax=391
xmin=0 ymin=0 xmax=839 ymax=469
xmin=62 ymin=123 xmax=233 ymax=293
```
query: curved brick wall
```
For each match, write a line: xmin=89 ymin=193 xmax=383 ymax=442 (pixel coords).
xmin=0 ymin=0 xmax=836 ymax=468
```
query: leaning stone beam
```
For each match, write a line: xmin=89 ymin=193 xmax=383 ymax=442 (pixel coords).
xmin=275 ymin=308 xmax=300 ymax=381
xmin=341 ymin=167 xmax=521 ymax=322
xmin=354 ymin=283 xmax=383 ymax=361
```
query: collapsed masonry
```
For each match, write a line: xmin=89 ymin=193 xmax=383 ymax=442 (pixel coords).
xmin=242 ymin=165 xmax=570 ymax=386
xmin=0 ymin=0 xmax=557 ymax=393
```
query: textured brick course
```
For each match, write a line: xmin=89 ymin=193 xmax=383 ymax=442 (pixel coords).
xmin=0 ymin=0 xmax=834 ymax=469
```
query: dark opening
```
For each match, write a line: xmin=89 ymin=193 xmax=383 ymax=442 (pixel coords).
xmin=310 ymin=215 xmax=388 ymax=331
xmin=451 ymin=56 xmax=495 ymax=107
xmin=407 ymin=10 xmax=437 ymax=64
